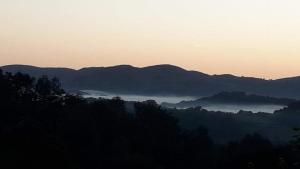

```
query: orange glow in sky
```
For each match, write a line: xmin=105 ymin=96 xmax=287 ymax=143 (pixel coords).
xmin=1 ymin=0 xmax=300 ymax=79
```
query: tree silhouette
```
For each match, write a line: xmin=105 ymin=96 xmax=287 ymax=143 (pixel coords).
xmin=1 ymin=69 xmax=300 ymax=169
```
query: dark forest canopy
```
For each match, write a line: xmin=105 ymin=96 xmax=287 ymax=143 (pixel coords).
xmin=170 ymin=105 xmax=300 ymax=144
xmin=3 ymin=64 xmax=300 ymax=98
xmin=1 ymin=70 xmax=300 ymax=169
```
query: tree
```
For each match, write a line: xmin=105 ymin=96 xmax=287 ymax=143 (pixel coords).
xmin=35 ymin=75 xmax=64 ymax=98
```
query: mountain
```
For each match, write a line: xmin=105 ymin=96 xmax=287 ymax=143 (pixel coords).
xmin=170 ymin=104 xmax=300 ymax=144
xmin=161 ymin=91 xmax=297 ymax=108
xmin=2 ymin=64 xmax=300 ymax=98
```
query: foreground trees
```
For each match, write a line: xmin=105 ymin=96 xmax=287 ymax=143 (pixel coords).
xmin=0 ymin=70 xmax=300 ymax=169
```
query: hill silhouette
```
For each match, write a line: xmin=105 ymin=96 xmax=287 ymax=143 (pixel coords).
xmin=1 ymin=69 xmax=300 ymax=168
xmin=162 ymin=91 xmax=297 ymax=108
xmin=3 ymin=64 xmax=300 ymax=98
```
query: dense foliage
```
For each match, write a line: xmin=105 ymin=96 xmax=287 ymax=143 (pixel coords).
xmin=1 ymin=70 xmax=300 ymax=169
xmin=171 ymin=105 xmax=300 ymax=144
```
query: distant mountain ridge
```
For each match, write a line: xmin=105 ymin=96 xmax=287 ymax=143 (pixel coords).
xmin=161 ymin=91 xmax=297 ymax=108
xmin=2 ymin=64 xmax=300 ymax=98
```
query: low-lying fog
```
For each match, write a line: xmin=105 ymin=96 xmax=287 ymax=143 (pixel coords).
xmin=81 ymin=90 xmax=196 ymax=104
xmin=202 ymin=104 xmax=284 ymax=113
xmin=81 ymin=90 xmax=285 ymax=113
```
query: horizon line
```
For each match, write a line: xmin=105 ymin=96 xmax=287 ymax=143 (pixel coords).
xmin=2 ymin=63 xmax=299 ymax=81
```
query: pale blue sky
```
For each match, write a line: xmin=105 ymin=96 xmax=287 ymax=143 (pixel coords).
xmin=1 ymin=0 xmax=300 ymax=78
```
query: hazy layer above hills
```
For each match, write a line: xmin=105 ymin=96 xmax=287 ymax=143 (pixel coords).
xmin=2 ymin=64 xmax=300 ymax=98
xmin=162 ymin=91 xmax=296 ymax=109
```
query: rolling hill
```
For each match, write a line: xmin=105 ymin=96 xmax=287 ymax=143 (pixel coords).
xmin=2 ymin=64 xmax=300 ymax=98
xmin=161 ymin=91 xmax=297 ymax=108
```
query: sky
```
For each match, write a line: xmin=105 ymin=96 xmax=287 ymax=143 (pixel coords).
xmin=1 ymin=0 xmax=300 ymax=79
